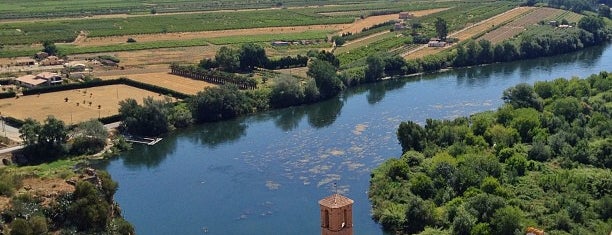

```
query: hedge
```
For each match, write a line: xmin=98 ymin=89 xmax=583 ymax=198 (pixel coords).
xmin=98 ymin=114 xmax=122 ymax=124
xmin=21 ymin=78 xmax=190 ymax=99
xmin=2 ymin=116 xmax=24 ymax=128
xmin=0 ymin=91 xmax=16 ymax=99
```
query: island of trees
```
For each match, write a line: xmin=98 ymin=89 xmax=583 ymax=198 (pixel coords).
xmin=369 ymin=72 xmax=611 ymax=235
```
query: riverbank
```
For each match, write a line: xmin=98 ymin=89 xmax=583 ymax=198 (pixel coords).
xmin=106 ymin=42 xmax=612 ymax=235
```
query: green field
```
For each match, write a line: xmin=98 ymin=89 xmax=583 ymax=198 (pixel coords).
xmin=0 ymin=0 xmax=366 ymax=19
xmin=205 ymin=30 xmax=334 ymax=45
xmin=0 ymin=9 xmax=354 ymax=45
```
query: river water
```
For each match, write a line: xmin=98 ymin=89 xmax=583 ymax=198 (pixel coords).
xmin=103 ymin=43 xmax=611 ymax=235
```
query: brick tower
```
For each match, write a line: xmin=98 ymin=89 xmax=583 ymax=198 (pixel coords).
xmin=319 ymin=193 xmax=354 ymax=235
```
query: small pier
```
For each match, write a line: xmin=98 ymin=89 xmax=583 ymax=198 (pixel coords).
xmin=124 ymin=136 xmax=162 ymax=146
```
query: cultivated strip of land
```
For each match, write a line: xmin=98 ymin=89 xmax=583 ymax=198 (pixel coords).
xmin=403 ymin=7 xmax=534 ymax=59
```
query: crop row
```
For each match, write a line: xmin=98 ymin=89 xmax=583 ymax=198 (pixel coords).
xmin=0 ymin=9 xmax=354 ymax=45
xmin=0 ymin=0 xmax=367 ymax=19
xmin=338 ymin=34 xmax=411 ymax=67
xmin=205 ymin=30 xmax=333 ymax=45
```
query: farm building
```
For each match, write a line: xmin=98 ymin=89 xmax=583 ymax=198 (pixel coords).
xmin=428 ymin=40 xmax=447 ymax=47
xmin=16 ymin=72 xmax=62 ymax=88
xmin=34 ymin=52 xmax=49 ymax=60
xmin=13 ymin=58 xmax=36 ymax=66
xmin=394 ymin=22 xmax=406 ymax=30
xmin=399 ymin=12 xmax=414 ymax=19
xmin=16 ymin=75 xmax=47 ymax=88
xmin=40 ymin=56 xmax=65 ymax=66
xmin=272 ymin=41 xmax=290 ymax=46
xmin=37 ymin=72 xmax=63 ymax=85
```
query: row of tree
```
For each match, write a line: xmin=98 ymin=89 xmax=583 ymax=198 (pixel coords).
xmin=199 ymin=43 xmax=309 ymax=72
xmin=369 ymin=71 xmax=611 ymax=235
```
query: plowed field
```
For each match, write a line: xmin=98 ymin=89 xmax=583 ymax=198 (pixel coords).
xmin=480 ymin=7 xmax=566 ymax=44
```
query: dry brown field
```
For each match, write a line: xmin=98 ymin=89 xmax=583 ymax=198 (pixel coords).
xmin=99 ymin=72 xmax=215 ymax=95
xmin=404 ymin=7 xmax=533 ymax=60
xmin=480 ymin=7 xmax=564 ymax=44
xmin=0 ymin=84 xmax=168 ymax=124
xmin=274 ymin=67 xmax=310 ymax=78
xmin=74 ymin=8 xmax=450 ymax=47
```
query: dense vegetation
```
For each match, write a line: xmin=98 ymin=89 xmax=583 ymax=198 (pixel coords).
xmin=369 ymin=72 xmax=611 ymax=235
xmin=0 ymin=168 xmax=134 ymax=235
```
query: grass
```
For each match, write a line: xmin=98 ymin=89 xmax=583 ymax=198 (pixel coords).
xmin=0 ymin=0 xmax=370 ymax=18
xmin=205 ymin=30 xmax=334 ymax=45
xmin=338 ymin=34 xmax=411 ymax=67
xmin=335 ymin=31 xmax=395 ymax=54
xmin=4 ymin=158 xmax=79 ymax=179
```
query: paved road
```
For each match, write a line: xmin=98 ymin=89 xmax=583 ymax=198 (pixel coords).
xmin=0 ymin=145 xmax=24 ymax=154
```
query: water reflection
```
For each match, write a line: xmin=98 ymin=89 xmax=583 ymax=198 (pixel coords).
xmin=366 ymin=79 xmax=406 ymax=105
xmin=189 ymin=119 xmax=247 ymax=148
xmin=306 ymin=96 xmax=344 ymax=129
xmin=120 ymin=138 xmax=177 ymax=169
xmin=272 ymin=107 xmax=307 ymax=132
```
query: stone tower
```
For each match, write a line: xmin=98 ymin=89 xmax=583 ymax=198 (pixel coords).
xmin=319 ymin=194 xmax=354 ymax=235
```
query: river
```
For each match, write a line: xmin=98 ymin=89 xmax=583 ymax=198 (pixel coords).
xmin=103 ymin=43 xmax=611 ymax=235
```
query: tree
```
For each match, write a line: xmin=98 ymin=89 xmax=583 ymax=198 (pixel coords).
xmin=502 ymin=83 xmax=543 ymax=111
xmin=404 ymin=197 xmax=436 ymax=234
xmin=452 ymin=206 xmax=477 ymax=235
xmin=491 ymin=206 xmax=523 ymax=235
xmin=397 ymin=121 xmax=425 ymax=152
xmin=189 ymin=84 xmax=251 ymax=122
xmin=42 ymin=41 xmax=58 ymax=56
xmin=599 ymin=4 xmax=611 ymax=18
xmin=215 ymin=46 xmax=240 ymax=72
xmin=435 ymin=17 xmax=448 ymax=40
xmin=71 ymin=119 xmax=108 ymax=155
xmin=365 ymin=55 xmax=385 ymax=82
xmin=314 ymin=50 xmax=340 ymax=68
xmin=332 ymin=35 xmax=346 ymax=46
xmin=307 ymin=59 xmax=344 ymax=99
xmin=69 ymin=181 xmax=111 ymax=231
xmin=384 ymin=56 xmax=407 ymax=76
xmin=239 ymin=43 xmax=268 ymax=71
xmin=19 ymin=118 xmax=42 ymax=146
xmin=410 ymin=173 xmax=435 ymax=199
xmin=269 ymin=75 xmax=305 ymax=108
xmin=10 ymin=218 xmax=33 ymax=235
xmin=119 ymin=97 xmax=172 ymax=136
xmin=477 ymin=39 xmax=493 ymax=64
xmin=38 ymin=116 xmax=68 ymax=148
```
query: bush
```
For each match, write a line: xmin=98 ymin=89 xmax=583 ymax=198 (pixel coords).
xmin=126 ymin=38 xmax=136 ymax=43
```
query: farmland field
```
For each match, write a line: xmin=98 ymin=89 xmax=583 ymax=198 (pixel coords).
xmin=404 ymin=7 xmax=533 ymax=60
xmin=480 ymin=7 xmax=572 ymax=44
xmin=0 ymin=85 xmax=167 ymax=124
xmin=98 ymin=72 xmax=215 ymax=95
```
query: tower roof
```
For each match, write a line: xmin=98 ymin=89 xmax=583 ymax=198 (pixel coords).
xmin=319 ymin=194 xmax=354 ymax=208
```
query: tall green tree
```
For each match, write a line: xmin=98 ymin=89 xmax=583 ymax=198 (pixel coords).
xmin=71 ymin=119 xmax=108 ymax=155
xmin=215 ymin=46 xmax=240 ymax=72
xmin=491 ymin=206 xmax=523 ymax=235
xmin=365 ymin=55 xmax=385 ymax=82
xmin=307 ymin=59 xmax=344 ymax=99
xmin=435 ymin=17 xmax=448 ymax=40
xmin=42 ymin=41 xmax=58 ymax=56
xmin=501 ymin=83 xmax=543 ymax=111
xmin=397 ymin=121 xmax=425 ymax=152
xmin=239 ymin=43 xmax=268 ymax=71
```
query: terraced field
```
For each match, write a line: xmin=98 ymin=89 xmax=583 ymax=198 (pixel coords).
xmin=404 ymin=7 xmax=533 ymax=60
xmin=480 ymin=7 xmax=574 ymax=44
